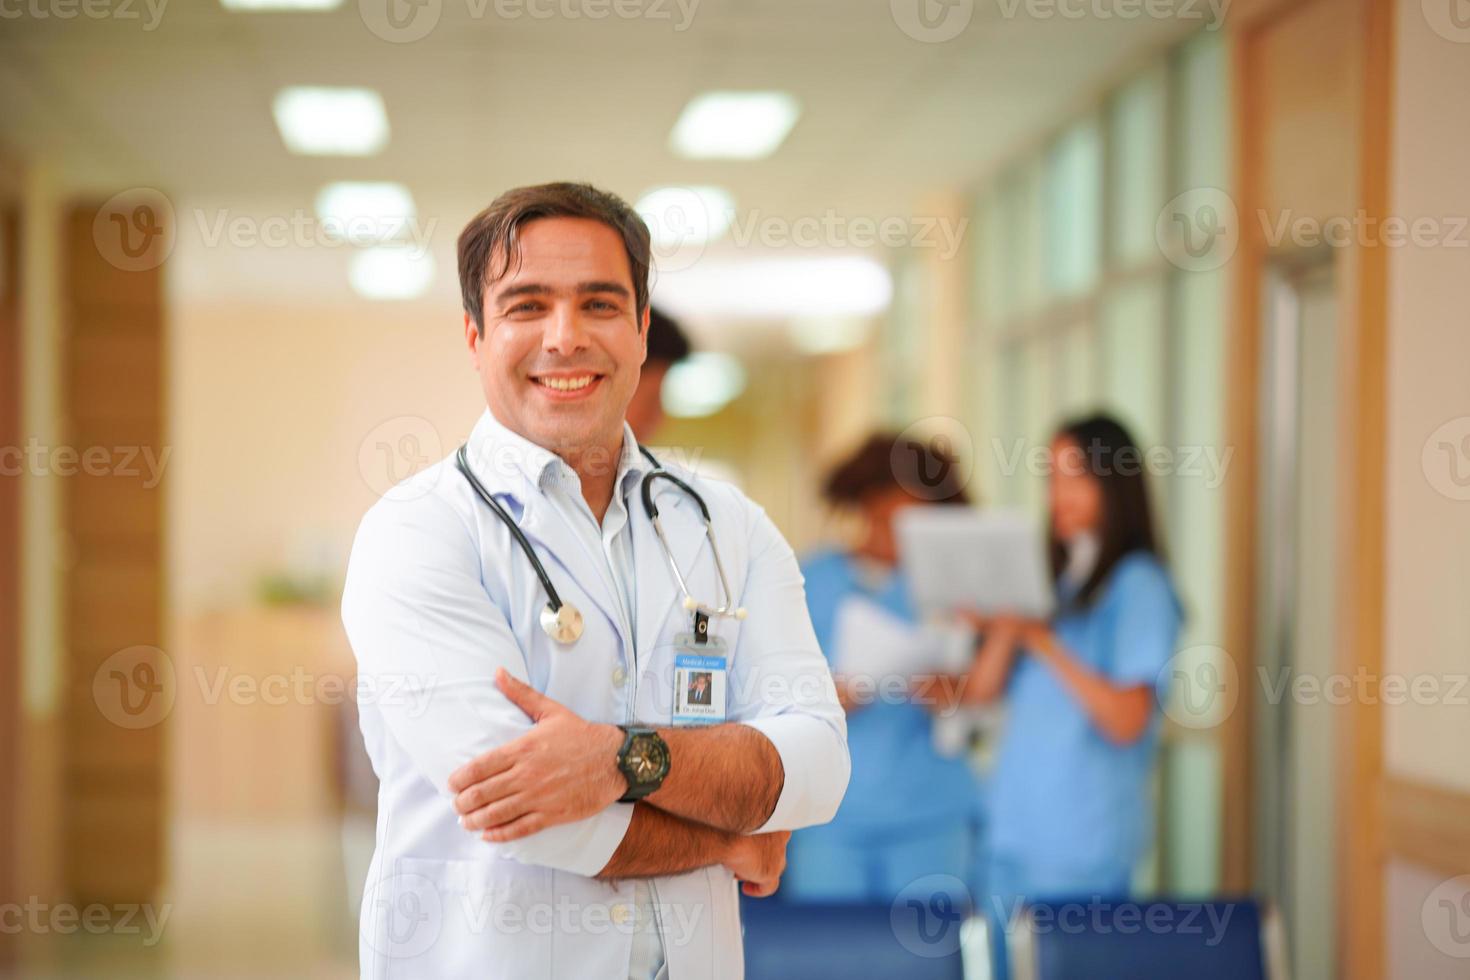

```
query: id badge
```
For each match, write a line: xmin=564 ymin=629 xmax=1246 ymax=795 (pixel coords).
xmin=672 ymin=635 xmax=727 ymax=727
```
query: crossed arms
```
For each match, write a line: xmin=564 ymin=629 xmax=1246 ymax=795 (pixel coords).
xmin=340 ymin=490 xmax=849 ymax=894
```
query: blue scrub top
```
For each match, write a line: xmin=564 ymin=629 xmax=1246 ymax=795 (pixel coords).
xmin=798 ymin=549 xmax=981 ymax=838
xmin=987 ymin=552 xmax=1182 ymax=879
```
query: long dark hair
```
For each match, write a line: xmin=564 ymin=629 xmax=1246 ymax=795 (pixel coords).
xmin=1047 ymin=414 xmax=1165 ymax=607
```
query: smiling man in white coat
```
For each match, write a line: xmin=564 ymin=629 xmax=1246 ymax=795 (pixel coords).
xmin=341 ymin=182 xmax=850 ymax=980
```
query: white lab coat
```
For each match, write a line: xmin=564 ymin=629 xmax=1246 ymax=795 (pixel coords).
xmin=341 ymin=410 xmax=850 ymax=980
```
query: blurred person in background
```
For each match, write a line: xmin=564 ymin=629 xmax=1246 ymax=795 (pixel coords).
xmin=783 ymin=433 xmax=982 ymax=905
xmin=624 ymin=306 xmax=691 ymax=442
xmin=960 ymin=413 xmax=1182 ymax=979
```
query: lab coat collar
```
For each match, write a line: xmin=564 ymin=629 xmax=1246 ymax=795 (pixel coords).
xmin=460 ymin=409 xmax=664 ymax=648
xmin=462 ymin=409 xmax=652 ymax=503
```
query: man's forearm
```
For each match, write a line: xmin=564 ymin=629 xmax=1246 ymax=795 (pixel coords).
xmin=643 ymin=723 xmax=783 ymax=834
xmin=595 ymin=803 xmax=734 ymax=879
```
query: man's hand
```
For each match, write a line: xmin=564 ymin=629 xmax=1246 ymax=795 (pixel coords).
xmin=722 ymin=831 xmax=790 ymax=898
xmin=449 ymin=668 xmax=625 ymax=842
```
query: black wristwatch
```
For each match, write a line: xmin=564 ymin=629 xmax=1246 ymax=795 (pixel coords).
xmin=615 ymin=726 xmax=670 ymax=802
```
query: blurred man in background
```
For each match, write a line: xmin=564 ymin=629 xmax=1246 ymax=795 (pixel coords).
xmin=624 ymin=306 xmax=691 ymax=441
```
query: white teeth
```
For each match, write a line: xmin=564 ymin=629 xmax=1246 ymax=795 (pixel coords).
xmin=538 ymin=375 xmax=596 ymax=392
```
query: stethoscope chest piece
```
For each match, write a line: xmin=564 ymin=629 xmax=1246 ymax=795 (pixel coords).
xmin=540 ymin=602 xmax=583 ymax=645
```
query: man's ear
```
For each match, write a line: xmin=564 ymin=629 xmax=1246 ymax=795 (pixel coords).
xmin=464 ymin=312 xmax=481 ymax=363
xmin=638 ymin=307 xmax=650 ymax=364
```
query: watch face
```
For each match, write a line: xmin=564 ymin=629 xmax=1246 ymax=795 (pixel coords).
xmin=625 ymin=733 xmax=669 ymax=785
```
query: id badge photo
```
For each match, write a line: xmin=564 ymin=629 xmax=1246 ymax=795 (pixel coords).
xmin=672 ymin=634 xmax=727 ymax=727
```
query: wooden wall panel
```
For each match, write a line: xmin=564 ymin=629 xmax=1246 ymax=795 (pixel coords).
xmin=60 ymin=201 xmax=169 ymax=906
xmin=0 ymin=205 xmax=22 ymax=968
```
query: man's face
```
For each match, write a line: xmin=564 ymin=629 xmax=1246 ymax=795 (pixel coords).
xmin=465 ymin=216 xmax=648 ymax=456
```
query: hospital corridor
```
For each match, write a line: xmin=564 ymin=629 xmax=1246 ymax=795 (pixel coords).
xmin=1 ymin=0 xmax=1469 ymax=977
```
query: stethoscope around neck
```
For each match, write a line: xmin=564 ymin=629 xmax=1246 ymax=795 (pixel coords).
xmin=454 ymin=442 xmax=746 ymax=646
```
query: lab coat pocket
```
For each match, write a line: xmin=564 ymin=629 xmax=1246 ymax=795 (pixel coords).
xmin=374 ymin=856 xmax=553 ymax=980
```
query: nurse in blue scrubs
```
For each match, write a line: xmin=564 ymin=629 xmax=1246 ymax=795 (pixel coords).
xmin=783 ymin=433 xmax=981 ymax=905
xmin=961 ymin=414 xmax=1182 ymax=979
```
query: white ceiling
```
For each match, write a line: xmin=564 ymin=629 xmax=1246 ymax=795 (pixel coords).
xmin=0 ymin=0 xmax=1195 ymax=316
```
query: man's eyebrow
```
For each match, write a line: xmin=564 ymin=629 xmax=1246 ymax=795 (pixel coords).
xmin=492 ymin=283 xmax=553 ymax=304
xmin=577 ymin=281 xmax=631 ymax=298
xmin=492 ymin=281 xmax=631 ymax=304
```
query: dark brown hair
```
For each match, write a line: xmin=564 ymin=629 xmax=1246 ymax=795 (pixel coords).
xmin=457 ymin=182 xmax=652 ymax=334
xmin=1047 ymin=413 xmax=1167 ymax=607
xmin=822 ymin=432 xmax=971 ymax=507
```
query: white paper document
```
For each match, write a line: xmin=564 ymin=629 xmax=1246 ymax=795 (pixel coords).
xmin=895 ymin=507 xmax=1054 ymax=619
xmin=831 ymin=596 xmax=971 ymax=678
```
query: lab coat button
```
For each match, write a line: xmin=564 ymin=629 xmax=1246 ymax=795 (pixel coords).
xmin=612 ymin=666 xmax=627 ymax=686
xmin=612 ymin=903 xmax=634 ymax=926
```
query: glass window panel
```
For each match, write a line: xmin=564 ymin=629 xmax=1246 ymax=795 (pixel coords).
xmin=1109 ymin=68 xmax=1167 ymax=267
xmin=1043 ymin=117 xmax=1103 ymax=298
xmin=1099 ymin=277 xmax=1166 ymax=447
xmin=1013 ymin=164 xmax=1047 ymax=316
xmin=1175 ymin=31 xmax=1228 ymax=193
xmin=1055 ymin=319 xmax=1098 ymax=416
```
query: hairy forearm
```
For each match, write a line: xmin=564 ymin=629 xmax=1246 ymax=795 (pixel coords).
xmin=643 ymin=723 xmax=783 ymax=834
xmin=595 ymin=803 xmax=734 ymax=879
